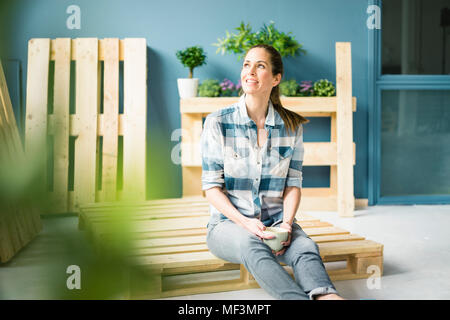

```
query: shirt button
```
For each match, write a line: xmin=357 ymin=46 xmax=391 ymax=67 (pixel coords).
xmin=257 ymin=161 xmax=261 ymax=165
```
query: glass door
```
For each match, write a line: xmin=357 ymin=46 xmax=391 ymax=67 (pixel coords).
xmin=370 ymin=0 xmax=450 ymax=204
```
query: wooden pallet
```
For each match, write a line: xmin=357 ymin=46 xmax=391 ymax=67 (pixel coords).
xmin=79 ymin=197 xmax=383 ymax=299
xmin=0 ymin=60 xmax=42 ymax=263
xmin=180 ymin=42 xmax=356 ymax=217
xmin=24 ymin=38 xmax=147 ymax=214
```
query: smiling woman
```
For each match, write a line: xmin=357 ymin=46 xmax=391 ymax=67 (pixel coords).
xmin=200 ymin=44 xmax=344 ymax=300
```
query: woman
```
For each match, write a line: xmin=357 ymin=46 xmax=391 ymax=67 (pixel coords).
xmin=200 ymin=44 xmax=344 ymax=300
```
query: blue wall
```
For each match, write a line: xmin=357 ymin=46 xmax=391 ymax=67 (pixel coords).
xmin=0 ymin=0 xmax=371 ymax=200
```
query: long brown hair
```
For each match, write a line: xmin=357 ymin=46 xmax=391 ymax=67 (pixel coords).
xmin=246 ymin=44 xmax=309 ymax=133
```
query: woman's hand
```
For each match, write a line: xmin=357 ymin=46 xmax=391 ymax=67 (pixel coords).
xmin=273 ymin=222 xmax=292 ymax=256
xmin=241 ymin=217 xmax=275 ymax=240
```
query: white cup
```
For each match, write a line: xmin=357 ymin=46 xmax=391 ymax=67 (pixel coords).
xmin=263 ymin=227 xmax=289 ymax=252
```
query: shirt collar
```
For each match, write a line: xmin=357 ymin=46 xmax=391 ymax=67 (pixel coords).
xmin=238 ymin=94 xmax=276 ymax=127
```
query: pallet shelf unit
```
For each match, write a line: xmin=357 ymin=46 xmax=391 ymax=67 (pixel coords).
xmin=181 ymin=42 xmax=356 ymax=217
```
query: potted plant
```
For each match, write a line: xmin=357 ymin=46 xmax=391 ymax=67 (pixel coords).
xmin=176 ymin=46 xmax=207 ymax=98
xmin=214 ymin=21 xmax=306 ymax=59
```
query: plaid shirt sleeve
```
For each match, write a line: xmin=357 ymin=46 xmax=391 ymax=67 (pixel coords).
xmin=286 ymin=124 xmax=304 ymax=188
xmin=200 ymin=115 xmax=225 ymax=190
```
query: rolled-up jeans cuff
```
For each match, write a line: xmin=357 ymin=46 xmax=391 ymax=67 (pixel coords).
xmin=308 ymin=287 xmax=338 ymax=300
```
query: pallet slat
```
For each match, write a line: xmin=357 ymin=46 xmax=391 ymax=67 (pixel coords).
xmin=100 ymin=38 xmax=120 ymax=202
xmin=25 ymin=39 xmax=50 ymax=181
xmin=122 ymin=38 xmax=147 ymax=201
xmin=73 ymin=38 xmax=99 ymax=211
xmin=52 ymin=38 xmax=71 ymax=212
xmin=1 ymin=59 xmax=42 ymax=263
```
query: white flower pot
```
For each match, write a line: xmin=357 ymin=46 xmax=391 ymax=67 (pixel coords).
xmin=177 ymin=78 xmax=199 ymax=98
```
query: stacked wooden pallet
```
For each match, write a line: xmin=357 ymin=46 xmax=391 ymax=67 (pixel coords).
xmin=79 ymin=197 xmax=383 ymax=299
xmin=24 ymin=38 xmax=147 ymax=214
xmin=0 ymin=60 xmax=42 ymax=263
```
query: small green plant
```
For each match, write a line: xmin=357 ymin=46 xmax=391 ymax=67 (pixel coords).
xmin=198 ymin=79 xmax=221 ymax=97
xmin=279 ymin=79 xmax=299 ymax=97
xmin=313 ymin=79 xmax=336 ymax=97
xmin=214 ymin=21 xmax=306 ymax=60
xmin=176 ymin=46 xmax=207 ymax=78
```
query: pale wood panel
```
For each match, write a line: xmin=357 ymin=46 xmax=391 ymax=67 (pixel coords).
xmin=181 ymin=142 xmax=355 ymax=167
xmin=49 ymin=113 xmax=125 ymax=136
xmin=73 ymin=38 xmax=99 ymax=211
xmin=51 ymin=38 xmax=71 ymax=213
xmin=122 ymin=38 xmax=147 ymax=201
xmin=100 ymin=38 xmax=120 ymax=202
xmin=182 ymin=167 xmax=203 ymax=197
xmin=0 ymin=60 xmax=42 ymax=262
xmin=180 ymin=113 xmax=202 ymax=167
xmin=336 ymin=42 xmax=355 ymax=217
xmin=131 ymin=233 xmax=365 ymax=256
xmin=131 ymin=239 xmax=382 ymax=268
xmin=129 ymin=232 xmax=363 ymax=251
xmin=0 ymin=64 xmax=23 ymax=260
xmin=24 ymin=38 xmax=50 ymax=182
xmin=1 ymin=79 xmax=39 ymax=243
xmin=51 ymin=39 xmax=126 ymax=61
xmin=180 ymin=97 xmax=357 ymax=114
xmin=318 ymin=240 xmax=383 ymax=256
xmin=330 ymin=113 xmax=337 ymax=192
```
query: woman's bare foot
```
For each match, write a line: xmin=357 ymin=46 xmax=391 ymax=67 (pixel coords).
xmin=315 ymin=293 xmax=346 ymax=300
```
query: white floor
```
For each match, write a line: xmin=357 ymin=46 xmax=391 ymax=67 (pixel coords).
xmin=1 ymin=205 xmax=450 ymax=300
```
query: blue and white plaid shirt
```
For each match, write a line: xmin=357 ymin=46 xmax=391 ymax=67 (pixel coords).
xmin=201 ymin=94 xmax=304 ymax=226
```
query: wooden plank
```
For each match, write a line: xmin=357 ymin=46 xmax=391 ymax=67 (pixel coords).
xmin=130 ymin=239 xmax=382 ymax=269
xmin=180 ymin=113 xmax=203 ymax=167
xmin=182 ymin=167 xmax=203 ymax=197
xmin=330 ymin=113 xmax=337 ymax=193
xmin=100 ymin=38 xmax=119 ymax=202
xmin=87 ymin=215 xmax=329 ymax=236
xmin=51 ymin=38 xmax=71 ymax=213
xmin=51 ymin=39 xmax=126 ymax=61
xmin=24 ymin=38 xmax=50 ymax=183
xmin=181 ymin=142 xmax=355 ymax=167
xmin=335 ymin=42 xmax=355 ymax=217
xmin=304 ymin=142 xmax=355 ymax=166
xmin=180 ymin=97 xmax=357 ymax=114
xmin=181 ymin=112 xmax=203 ymax=196
xmin=1 ymin=60 xmax=42 ymax=240
xmin=129 ymin=232 xmax=362 ymax=256
xmin=122 ymin=38 xmax=146 ymax=201
xmin=73 ymin=38 xmax=99 ymax=211
xmin=318 ymin=240 xmax=383 ymax=257
xmin=0 ymin=59 xmax=42 ymax=262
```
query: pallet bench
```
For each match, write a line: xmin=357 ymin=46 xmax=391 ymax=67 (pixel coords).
xmin=79 ymin=197 xmax=383 ymax=299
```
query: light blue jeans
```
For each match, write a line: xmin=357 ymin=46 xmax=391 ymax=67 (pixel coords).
xmin=206 ymin=215 xmax=338 ymax=300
